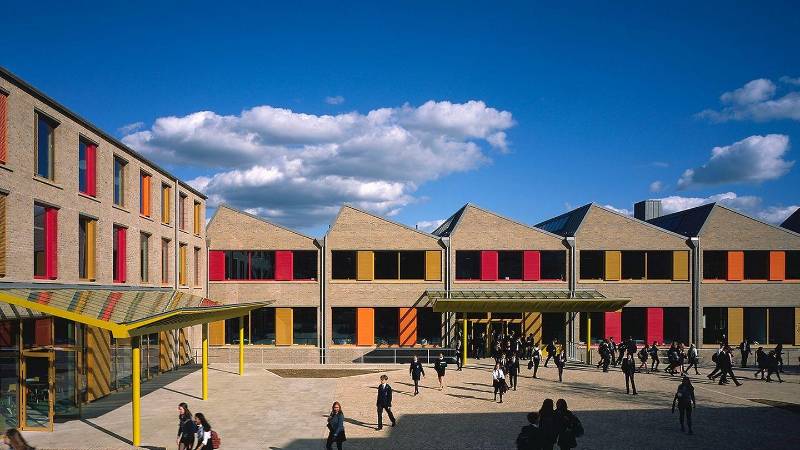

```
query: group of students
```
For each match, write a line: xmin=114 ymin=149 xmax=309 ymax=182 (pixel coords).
xmin=738 ymin=341 xmax=785 ymax=382
xmin=516 ymin=398 xmax=584 ymax=450
xmin=176 ymin=402 xmax=220 ymax=450
xmin=596 ymin=337 xmax=700 ymax=377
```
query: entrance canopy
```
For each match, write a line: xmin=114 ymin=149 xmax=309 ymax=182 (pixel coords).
xmin=0 ymin=286 xmax=272 ymax=338
xmin=425 ymin=289 xmax=629 ymax=313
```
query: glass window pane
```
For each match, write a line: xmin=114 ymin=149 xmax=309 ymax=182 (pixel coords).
xmin=251 ymin=251 xmax=275 ymax=280
xmin=374 ymin=308 xmax=398 ymax=345
xmin=54 ymin=351 xmax=79 ymax=417
xmin=79 ymin=218 xmax=87 ymax=279
xmin=113 ymin=158 xmax=124 ymax=206
xmin=78 ymin=141 xmax=87 ymax=193
xmin=292 ymin=308 xmax=317 ymax=345
xmin=225 ymin=251 xmax=250 ymax=280
xmin=332 ymin=308 xmax=356 ymax=345
xmin=293 ymin=250 xmax=318 ymax=280
xmin=33 ymin=205 xmax=46 ymax=277
xmin=36 ymin=115 xmax=53 ymax=179
xmin=251 ymin=308 xmax=275 ymax=345
xmin=54 ymin=318 xmax=75 ymax=346
xmin=0 ymin=348 xmax=19 ymax=429
xmin=225 ymin=316 xmax=249 ymax=345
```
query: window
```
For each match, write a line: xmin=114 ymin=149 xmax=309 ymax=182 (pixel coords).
xmin=374 ymin=251 xmax=399 ymax=279
xmin=35 ymin=113 xmax=56 ymax=180
xmin=225 ymin=251 xmax=249 ymax=280
xmin=140 ymin=233 xmax=150 ymax=283
xmin=78 ymin=216 xmax=96 ymax=280
xmin=417 ymin=308 xmax=442 ymax=345
xmin=221 ymin=250 xmax=279 ymax=280
xmin=663 ymin=308 xmax=689 ymax=344
xmin=621 ymin=251 xmax=645 ymax=280
xmin=540 ymin=251 xmax=566 ymax=280
xmin=332 ymin=251 xmax=357 ymax=280
xmin=224 ymin=315 xmax=249 ymax=345
xmin=113 ymin=156 xmax=126 ymax=206
xmin=332 ymin=308 xmax=356 ymax=345
xmin=33 ymin=204 xmax=57 ymax=279
xmin=399 ymin=251 xmax=425 ymax=280
xmin=293 ymin=308 xmax=317 ymax=345
xmin=744 ymin=251 xmax=769 ymax=280
xmin=113 ymin=226 xmax=126 ymax=283
xmin=769 ymin=307 xmax=795 ymax=344
xmin=498 ymin=251 xmax=523 ymax=280
xmin=744 ymin=307 xmax=766 ymax=344
xmin=579 ymin=312 xmax=605 ymax=344
xmin=787 ymin=251 xmax=800 ymax=280
xmin=702 ymin=307 xmax=727 ymax=345
xmin=193 ymin=201 xmax=201 ymax=235
xmin=178 ymin=244 xmax=187 ymax=286
xmin=703 ymin=251 xmax=727 ymax=280
xmin=251 ymin=307 xmax=276 ymax=344
xmin=78 ymin=139 xmax=96 ymax=196
xmin=161 ymin=184 xmax=171 ymax=224
xmin=646 ymin=251 xmax=672 ymax=280
xmin=139 ymin=172 xmax=151 ymax=217
xmin=455 ymin=251 xmax=480 ymax=280
xmin=250 ymin=251 xmax=275 ymax=279
xmin=0 ymin=194 xmax=6 ymax=277
xmin=374 ymin=308 xmax=399 ymax=345
xmin=579 ymin=251 xmax=604 ymax=280
xmin=194 ymin=247 xmax=201 ymax=285
xmin=179 ymin=193 xmax=187 ymax=231
xmin=293 ymin=250 xmax=317 ymax=280
xmin=620 ymin=308 xmax=646 ymax=342
xmin=161 ymin=238 xmax=170 ymax=283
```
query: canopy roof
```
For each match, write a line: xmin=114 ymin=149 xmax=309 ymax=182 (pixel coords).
xmin=425 ymin=289 xmax=629 ymax=313
xmin=0 ymin=287 xmax=271 ymax=338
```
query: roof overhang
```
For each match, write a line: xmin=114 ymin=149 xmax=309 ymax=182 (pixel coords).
xmin=425 ymin=289 xmax=629 ymax=313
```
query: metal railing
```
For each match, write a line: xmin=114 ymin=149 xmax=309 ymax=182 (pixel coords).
xmin=197 ymin=346 xmax=459 ymax=365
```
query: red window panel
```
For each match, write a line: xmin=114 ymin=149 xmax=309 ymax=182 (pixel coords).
xmin=35 ymin=318 xmax=52 ymax=346
xmin=480 ymin=250 xmax=498 ymax=281
xmin=646 ymin=307 xmax=664 ymax=345
xmin=523 ymin=251 xmax=541 ymax=281
xmin=45 ymin=207 xmax=58 ymax=279
xmin=208 ymin=250 xmax=226 ymax=281
xmin=604 ymin=311 xmax=621 ymax=342
xmin=114 ymin=226 xmax=127 ymax=283
xmin=275 ymin=250 xmax=294 ymax=281
xmin=86 ymin=143 xmax=97 ymax=196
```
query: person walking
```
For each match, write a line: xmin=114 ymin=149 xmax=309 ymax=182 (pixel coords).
xmin=597 ymin=340 xmax=609 ymax=372
xmin=672 ymin=377 xmax=696 ymax=434
xmin=478 ymin=332 xmax=486 ymax=359
xmin=616 ymin=338 xmax=627 ymax=365
xmin=544 ymin=339 xmax=557 ymax=367
xmin=526 ymin=333 xmax=535 ymax=359
xmin=765 ymin=351 xmax=784 ymax=383
xmin=409 ymin=356 xmax=425 ymax=395
xmin=686 ymin=344 xmax=700 ymax=375
xmin=326 ymin=401 xmax=346 ymax=450
xmin=177 ymin=402 xmax=197 ymax=450
xmin=530 ymin=344 xmax=541 ymax=378
xmin=754 ymin=346 xmax=767 ymax=379
xmin=516 ymin=411 xmax=544 ymax=450
xmin=454 ymin=338 xmax=463 ymax=371
xmin=707 ymin=344 xmax=724 ymax=380
xmin=433 ymin=353 xmax=447 ymax=390
xmin=555 ymin=399 xmax=583 ymax=450
xmin=717 ymin=346 xmax=742 ymax=386
xmin=738 ymin=339 xmax=752 ymax=368
xmin=608 ymin=337 xmax=618 ymax=367
xmin=508 ymin=353 xmax=521 ymax=391
xmin=492 ymin=362 xmax=507 ymax=403
xmin=774 ymin=344 xmax=784 ymax=373
xmin=193 ymin=413 xmax=213 ymax=450
xmin=648 ymin=342 xmax=659 ymax=372
xmin=621 ymin=353 xmax=637 ymax=395
xmin=538 ymin=399 xmax=557 ymax=450
xmin=637 ymin=344 xmax=649 ymax=372
xmin=3 ymin=429 xmax=34 ymax=450
xmin=376 ymin=375 xmax=396 ymax=430
xmin=554 ymin=347 xmax=566 ymax=382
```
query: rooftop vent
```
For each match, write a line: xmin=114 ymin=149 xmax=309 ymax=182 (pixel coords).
xmin=634 ymin=200 xmax=662 ymax=221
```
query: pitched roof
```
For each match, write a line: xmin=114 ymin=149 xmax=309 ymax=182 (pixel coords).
xmin=534 ymin=204 xmax=592 ymax=237
xmin=433 ymin=203 xmax=564 ymax=240
xmin=647 ymin=203 xmax=715 ymax=237
xmin=209 ymin=204 xmax=318 ymax=242
xmin=781 ymin=207 xmax=800 ymax=233
xmin=327 ymin=204 xmax=439 ymax=240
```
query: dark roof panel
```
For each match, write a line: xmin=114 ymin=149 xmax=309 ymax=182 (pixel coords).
xmin=534 ymin=204 xmax=591 ymax=237
xmin=781 ymin=208 xmax=800 ymax=233
xmin=647 ymin=203 xmax=715 ymax=237
xmin=432 ymin=204 xmax=468 ymax=237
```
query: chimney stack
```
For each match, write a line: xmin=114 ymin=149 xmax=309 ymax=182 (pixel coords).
xmin=634 ymin=199 xmax=662 ymax=221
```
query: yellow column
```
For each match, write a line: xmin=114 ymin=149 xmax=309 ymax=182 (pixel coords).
xmin=462 ymin=318 xmax=467 ymax=366
xmin=132 ymin=336 xmax=141 ymax=446
xmin=586 ymin=314 xmax=592 ymax=365
xmin=238 ymin=316 xmax=245 ymax=376
xmin=202 ymin=323 xmax=209 ymax=400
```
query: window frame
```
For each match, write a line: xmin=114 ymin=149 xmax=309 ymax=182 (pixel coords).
xmin=34 ymin=112 xmax=57 ymax=180
xmin=161 ymin=238 xmax=171 ymax=284
xmin=113 ymin=155 xmax=127 ymax=207
xmin=140 ymin=232 xmax=150 ymax=283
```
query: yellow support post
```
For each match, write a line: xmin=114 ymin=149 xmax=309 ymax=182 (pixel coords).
xmin=462 ymin=318 xmax=468 ymax=367
xmin=239 ymin=316 xmax=245 ymax=376
xmin=586 ymin=315 xmax=592 ymax=365
xmin=202 ymin=323 xmax=209 ymax=400
xmin=132 ymin=336 xmax=141 ymax=446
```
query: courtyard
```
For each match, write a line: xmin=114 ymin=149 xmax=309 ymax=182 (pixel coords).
xmin=22 ymin=359 xmax=800 ymax=450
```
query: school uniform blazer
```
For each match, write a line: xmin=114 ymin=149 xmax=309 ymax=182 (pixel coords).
xmin=409 ymin=361 xmax=425 ymax=380
xmin=376 ymin=384 xmax=393 ymax=407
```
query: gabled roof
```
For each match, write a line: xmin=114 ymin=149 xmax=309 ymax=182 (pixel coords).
xmin=534 ymin=204 xmax=592 ymax=237
xmin=432 ymin=203 xmax=564 ymax=240
xmin=327 ymin=204 xmax=439 ymax=240
xmin=208 ymin=204 xmax=319 ymax=242
xmin=646 ymin=203 xmax=714 ymax=237
xmin=781 ymin=207 xmax=800 ymax=233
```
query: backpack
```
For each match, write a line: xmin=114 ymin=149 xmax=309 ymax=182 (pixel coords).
xmin=711 ymin=352 xmax=718 ymax=363
xmin=211 ymin=430 xmax=221 ymax=449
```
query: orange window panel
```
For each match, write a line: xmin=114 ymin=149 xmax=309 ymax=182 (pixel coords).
xmin=140 ymin=174 xmax=151 ymax=217
xmin=209 ymin=320 xmax=225 ymax=346
xmin=727 ymin=251 xmax=744 ymax=281
xmin=769 ymin=251 xmax=785 ymax=281
xmin=398 ymin=307 xmax=417 ymax=346
xmin=356 ymin=307 xmax=375 ymax=346
xmin=275 ymin=308 xmax=293 ymax=346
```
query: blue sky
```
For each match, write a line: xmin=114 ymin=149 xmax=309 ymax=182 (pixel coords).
xmin=4 ymin=1 xmax=799 ymax=235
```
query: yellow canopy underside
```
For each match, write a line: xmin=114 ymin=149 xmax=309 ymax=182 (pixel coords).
xmin=425 ymin=289 xmax=630 ymax=313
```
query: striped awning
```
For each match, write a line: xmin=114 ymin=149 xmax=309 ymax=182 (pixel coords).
xmin=424 ymin=289 xmax=630 ymax=313
xmin=0 ymin=287 xmax=271 ymax=338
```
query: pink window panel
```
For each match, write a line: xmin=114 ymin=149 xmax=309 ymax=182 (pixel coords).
xmin=115 ymin=227 xmax=127 ymax=283
xmin=45 ymin=207 xmax=58 ymax=279
xmin=209 ymin=250 xmax=226 ymax=281
xmin=646 ymin=307 xmax=664 ymax=345
xmin=523 ymin=251 xmax=541 ymax=281
xmin=86 ymin=143 xmax=97 ymax=196
xmin=275 ymin=250 xmax=294 ymax=281
xmin=604 ymin=311 xmax=621 ymax=342
xmin=480 ymin=250 xmax=498 ymax=281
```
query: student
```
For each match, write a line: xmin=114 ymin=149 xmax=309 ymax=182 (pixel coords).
xmin=529 ymin=344 xmax=542 ymax=378
xmin=177 ymin=402 xmax=197 ymax=450
xmin=616 ymin=338 xmax=627 ymax=365
xmin=433 ymin=353 xmax=447 ymax=390
xmin=754 ymin=346 xmax=767 ymax=379
xmin=3 ymin=429 xmax=34 ymax=450
xmin=454 ymin=338 xmax=463 ymax=370
xmin=647 ymin=342 xmax=659 ymax=372
xmin=597 ymin=340 xmax=610 ymax=372
xmin=508 ymin=352 xmax=521 ymax=391
xmin=326 ymin=401 xmax=346 ymax=450
xmin=672 ymin=377 xmax=696 ymax=434
xmin=621 ymin=354 xmax=637 ymax=395
xmin=376 ymin=375 xmax=396 ymax=430
xmin=193 ymin=413 xmax=213 ymax=450
xmin=538 ymin=399 xmax=557 ymax=450
xmin=774 ymin=344 xmax=784 ymax=373
xmin=608 ymin=337 xmax=618 ymax=367
xmin=765 ymin=351 xmax=784 ymax=383
xmin=478 ymin=332 xmax=486 ymax=359
xmin=526 ymin=333 xmax=535 ymax=359
xmin=738 ymin=339 xmax=751 ymax=368
xmin=492 ymin=362 xmax=507 ymax=403
xmin=555 ymin=399 xmax=583 ymax=450
xmin=554 ymin=348 xmax=566 ymax=382
xmin=544 ymin=339 xmax=557 ymax=367
xmin=516 ymin=411 xmax=544 ymax=450
xmin=717 ymin=346 xmax=742 ymax=386
xmin=409 ymin=356 xmax=425 ymax=395
xmin=707 ymin=344 xmax=724 ymax=380
xmin=686 ymin=344 xmax=700 ymax=375
xmin=637 ymin=344 xmax=649 ymax=372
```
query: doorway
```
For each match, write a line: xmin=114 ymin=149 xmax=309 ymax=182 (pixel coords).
xmin=21 ymin=352 xmax=53 ymax=431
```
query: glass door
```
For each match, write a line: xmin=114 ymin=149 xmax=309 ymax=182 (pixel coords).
xmin=21 ymin=352 xmax=53 ymax=431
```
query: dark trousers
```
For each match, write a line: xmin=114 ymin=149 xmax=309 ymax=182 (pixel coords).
xmin=740 ymin=352 xmax=748 ymax=368
xmin=532 ymin=360 xmax=540 ymax=378
xmin=686 ymin=359 xmax=699 ymax=374
xmin=602 ymin=357 xmax=610 ymax=372
xmin=377 ymin=406 xmax=395 ymax=429
xmin=625 ymin=372 xmax=637 ymax=394
xmin=708 ymin=363 xmax=720 ymax=379
xmin=719 ymin=367 xmax=740 ymax=385
xmin=412 ymin=378 xmax=420 ymax=394
xmin=616 ymin=351 xmax=625 ymax=365
xmin=557 ymin=365 xmax=564 ymax=382
xmin=678 ymin=405 xmax=692 ymax=430
xmin=544 ymin=354 xmax=553 ymax=367
xmin=650 ymin=356 xmax=659 ymax=371
xmin=326 ymin=434 xmax=343 ymax=450
xmin=456 ymin=356 xmax=462 ymax=370
xmin=493 ymin=380 xmax=504 ymax=401
xmin=509 ymin=373 xmax=518 ymax=390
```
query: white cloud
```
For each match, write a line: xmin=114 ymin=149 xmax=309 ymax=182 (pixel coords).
xmin=677 ymin=134 xmax=793 ymax=189
xmin=658 ymin=192 xmax=798 ymax=224
xmin=603 ymin=204 xmax=631 ymax=216
xmin=415 ymin=219 xmax=445 ymax=233
xmin=649 ymin=180 xmax=664 ymax=193
xmin=697 ymin=77 xmax=800 ymax=122
xmin=123 ymin=100 xmax=514 ymax=228
xmin=118 ymin=121 xmax=144 ymax=135
xmin=325 ymin=95 xmax=345 ymax=105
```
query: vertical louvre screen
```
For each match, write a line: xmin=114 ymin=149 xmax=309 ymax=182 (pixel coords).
xmin=275 ymin=308 xmax=294 ymax=346
xmin=275 ymin=250 xmax=294 ymax=281
xmin=645 ymin=308 xmax=663 ymax=344
xmin=162 ymin=185 xmax=171 ymax=224
xmin=523 ymin=250 xmax=541 ymax=281
xmin=116 ymin=227 xmax=127 ymax=283
xmin=45 ymin=207 xmax=58 ymax=279
xmin=356 ymin=251 xmax=374 ymax=281
xmin=0 ymin=93 xmax=7 ymax=164
xmin=356 ymin=307 xmax=375 ymax=346
xmin=672 ymin=251 xmax=689 ymax=281
xmin=209 ymin=321 xmax=225 ymax=346
xmin=0 ymin=194 xmax=5 ymax=276
xmin=727 ymin=307 xmax=744 ymax=344
xmin=727 ymin=251 xmax=744 ymax=281
xmin=604 ymin=251 xmax=621 ymax=281
xmin=209 ymin=250 xmax=225 ymax=281
xmin=141 ymin=174 xmax=151 ymax=216
xmin=86 ymin=219 xmax=96 ymax=280
xmin=86 ymin=144 xmax=97 ymax=196
xmin=425 ymin=250 xmax=441 ymax=281
xmin=179 ymin=245 xmax=187 ymax=285
xmin=769 ymin=251 xmax=785 ymax=281
xmin=480 ymin=250 xmax=498 ymax=281
xmin=523 ymin=312 xmax=542 ymax=343
xmin=603 ymin=311 xmax=621 ymax=342
xmin=398 ymin=307 xmax=417 ymax=346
